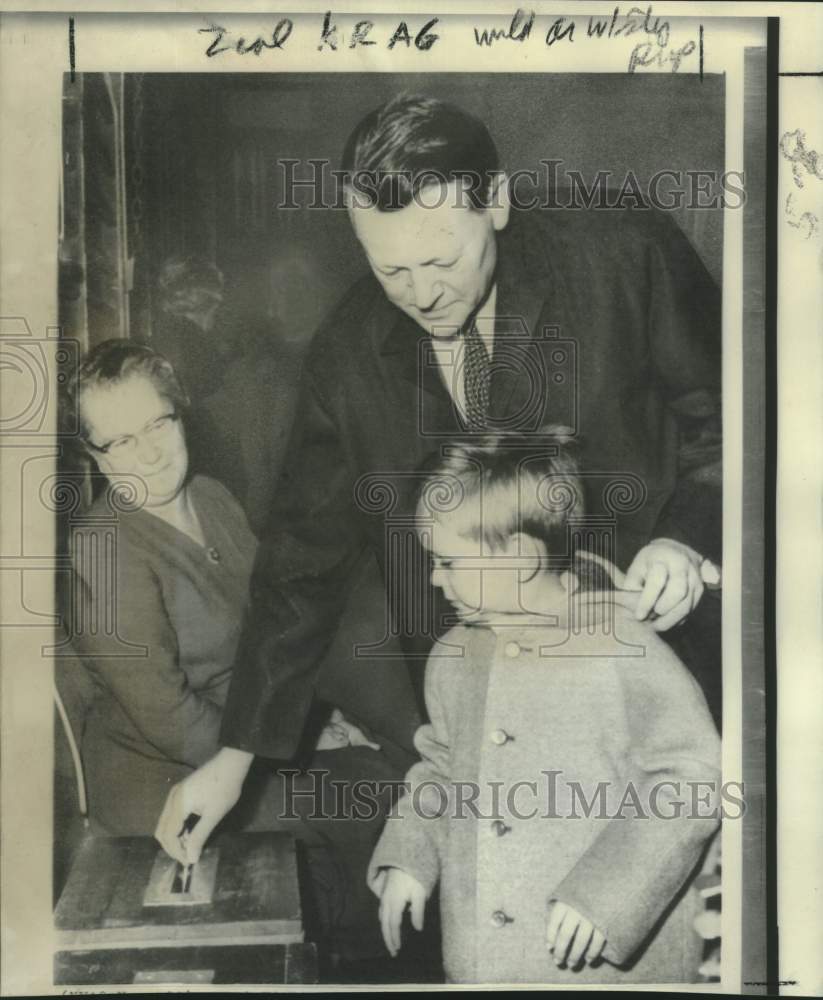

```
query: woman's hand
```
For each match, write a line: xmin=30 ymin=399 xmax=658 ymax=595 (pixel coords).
xmin=154 ymin=747 xmax=253 ymax=865
xmin=315 ymin=708 xmax=381 ymax=752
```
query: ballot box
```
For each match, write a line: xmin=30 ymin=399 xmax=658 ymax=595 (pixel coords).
xmin=54 ymin=831 xmax=317 ymax=986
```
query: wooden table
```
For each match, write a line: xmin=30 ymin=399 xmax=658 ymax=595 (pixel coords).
xmin=54 ymin=831 xmax=317 ymax=986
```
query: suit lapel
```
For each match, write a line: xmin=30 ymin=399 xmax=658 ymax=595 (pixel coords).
xmin=378 ymin=307 xmax=463 ymax=439
xmin=490 ymin=215 xmax=553 ymax=427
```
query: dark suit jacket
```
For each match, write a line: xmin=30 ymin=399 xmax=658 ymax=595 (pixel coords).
xmin=220 ymin=207 xmax=721 ymax=760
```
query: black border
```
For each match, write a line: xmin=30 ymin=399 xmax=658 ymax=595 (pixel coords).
xmin=764 ymin=14 xmax=779 ymax=995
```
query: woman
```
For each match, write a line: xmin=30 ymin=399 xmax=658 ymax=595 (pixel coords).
xmin=63 ymin=340 xmax=396 ymax=969
xmin=64 ymin=339 xmax=258 ymax=834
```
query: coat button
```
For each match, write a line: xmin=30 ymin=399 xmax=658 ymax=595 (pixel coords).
xmin=504 ymin=640 xmax=521 ymax=658
xmin=492 ymin=819 xmax=512 ymax=837
xmin=490 ymin=909 xmax=512 ymax=928
xmin=490 ymin=728 xmax=512 ymax=746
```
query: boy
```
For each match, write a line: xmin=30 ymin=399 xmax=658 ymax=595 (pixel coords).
xmin=368 ymin=431 xmax=722 ymax=984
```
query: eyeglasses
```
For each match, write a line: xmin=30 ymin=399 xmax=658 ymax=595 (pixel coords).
xmin=86 ymin=412 xmax=180 ymax=458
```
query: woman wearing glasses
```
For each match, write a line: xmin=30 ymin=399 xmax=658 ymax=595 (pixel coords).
xmin=63 ymin=340 xmax=399 ymax=969
xmin=64 ymin=338 xmax=260 ymax=835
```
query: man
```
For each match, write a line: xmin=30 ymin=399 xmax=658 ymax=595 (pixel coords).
xmin=156 ymin=93 xmax=721 ymax=906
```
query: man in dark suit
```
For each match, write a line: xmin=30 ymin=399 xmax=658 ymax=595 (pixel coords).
xmin=156 ymin=93 xmax=721 ymax=906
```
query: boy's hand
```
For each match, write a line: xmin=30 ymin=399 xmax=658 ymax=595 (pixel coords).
xmin=546 ymin=900 xmax=607 ymax=969
xmin=375 ymin=867 xmax=426 ymax=957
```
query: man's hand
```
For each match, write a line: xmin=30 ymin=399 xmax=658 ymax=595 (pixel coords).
xmin=624 ymin=538 xmax=705 ymax=631
xmin=546 ymin=900 xmax=606 ymax=969
xmin=373 ymin=867 xmax=426 ymax=957
xmin=154 ymin=747 xmax=253 ymax=865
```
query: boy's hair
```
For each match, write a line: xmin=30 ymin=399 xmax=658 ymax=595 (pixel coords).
xmin=341 ymin=93 xmax=501 ymax=211
xmin=417 ymin=428 xmax=584 ymax=557
xmin=64 ymin=339 xmax=189 ymax=442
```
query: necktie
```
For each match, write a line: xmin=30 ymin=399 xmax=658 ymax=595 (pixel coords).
xmin=463 ymin=323 xmax=491 ymax=430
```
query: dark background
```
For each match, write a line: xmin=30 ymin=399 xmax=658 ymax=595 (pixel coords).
xmin=147 ymin=71 xmax=724 ymax=342
xmin=61 ymin=71 xmax=725 ymax=354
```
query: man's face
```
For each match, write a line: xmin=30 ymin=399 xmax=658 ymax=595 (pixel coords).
xmin=348 ymin=180 xmax=509 ymax=338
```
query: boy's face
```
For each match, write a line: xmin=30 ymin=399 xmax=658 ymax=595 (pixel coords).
xmin=428 ymin=520 xmax=526 ymax=620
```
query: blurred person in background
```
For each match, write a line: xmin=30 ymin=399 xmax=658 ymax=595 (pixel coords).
xmin=149 ymin=255 xmax=298 ymax=533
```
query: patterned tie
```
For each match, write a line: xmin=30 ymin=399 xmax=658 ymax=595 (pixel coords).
xmin=463 ymin=322 xmax=491 ymax=430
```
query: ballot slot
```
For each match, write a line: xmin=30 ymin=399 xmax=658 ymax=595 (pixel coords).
xmin=133 ymin=968 xmax=216 ymax=984
xmin=171 ymin=863 xmax=193 ymax=896
xmin=142 ymin=846 xmax=219 ymax=907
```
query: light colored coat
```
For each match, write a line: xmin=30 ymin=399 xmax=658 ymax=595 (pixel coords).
xmin=368 ymin=606 xmax=721 ymax=984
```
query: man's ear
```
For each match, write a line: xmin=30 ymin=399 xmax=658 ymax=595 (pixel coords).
xmin=559 ymin=570 xmax=580 ymax=594
xmin=508 ymin=532 xmax=543 ymax=583
xmin=82 ymin=441 xmax=112 ymax=477
xmin=488 ymin=171 xmax=511 ymax=233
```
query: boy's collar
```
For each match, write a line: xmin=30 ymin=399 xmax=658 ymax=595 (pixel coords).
xmin=461 ymin=588 xmax=641 ymax=634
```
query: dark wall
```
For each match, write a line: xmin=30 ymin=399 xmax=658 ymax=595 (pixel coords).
xmin=138 ymin=72 xmax=725 ymax=349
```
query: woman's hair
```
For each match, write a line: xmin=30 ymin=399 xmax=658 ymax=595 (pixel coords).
xmin=341 ymin=93 xmax=501 ymax=211
xmin=64 ymin=339 xmax=190 ymax=441
xmin=416 ymin=427 xmax=584 ymax=557
xmin=156 ymin=255 xmax=224 ymax=317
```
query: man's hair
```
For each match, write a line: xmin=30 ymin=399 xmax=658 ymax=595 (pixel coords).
xmin=65 ymin=339 xmax=189 ymax=441
xmin=416 ymin=428 xmax=584 ymax=558
xmin=341 ymin=93 xmax=501 ymax=211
